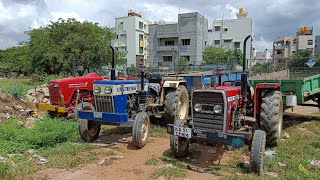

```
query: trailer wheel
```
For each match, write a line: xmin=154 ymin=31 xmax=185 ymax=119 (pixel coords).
xmin=250 ymin=130 xmax=266 ymax=175
xmin=170 ymin=120 xmax=189 ymax=158
xmin=260 ymin=90 xmax=283 ymax=146
xmin=78 ymin=102 xmax=101 ymax=142
xmin=164 ymin=85 xmax=189 ymax=123
xmin=132 ymin=112 xmax=150 ymax=149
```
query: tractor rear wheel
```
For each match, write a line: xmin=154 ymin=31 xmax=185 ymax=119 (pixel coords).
xmin=250 ymin=130 xmax=266 ymax=175
xmin=164 ymin=85 xmax=189 ymax=123
xmin=170 ymin=120 xmax=189 ymax=158
xmin=78 ymin=102 xmax=101 ymax=142
xmin=132 ymin=112 xmax=150 ymax=149
xmin=260 ymin=91 xmax=283 ymax=146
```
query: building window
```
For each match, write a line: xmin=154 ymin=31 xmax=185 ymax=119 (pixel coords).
xmin=116 ymin=35 xmax=118 ymax=39
xmin=224 ymin=40 xmax=232 ymax=43
xmin=144 ymin=24 xmax=146 ymax=30
xmin=181 ymin=56 xmax=190 ymax=61
xmin=308 ymin=40 xmax=313 ymax=45
xmin=214 ymin=40 xmax=220 ymax=45
xmin=234 ymin=42 xmax=240 ymax=49
xmin=165 ymin=40 xmax=174 ymax=46
xmin=139 ymin=21 xmax=143 ymax=29
xmin=163 ymin=56 xmax=172 ymax=62
xmin=224 ymin=28 xmax=228 ymax=32
xmin=182 ymin=39 xmax=190 ymax=46
xmin=139 ymin=34 xmax=143 ymax=40
xmin=139 ymin=47 xmax=143 ymax=54
xmin=214 ymin=26 xmax=221 ymax=31
xmin=120 ymin=34 xmax=126 ymax=38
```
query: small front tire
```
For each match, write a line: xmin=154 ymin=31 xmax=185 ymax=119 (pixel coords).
xmin=132 ymin=112 xmax=150 ymax=149
xmin=78 ymin=102 xmax=101 ymax=142
xmin=250 ymin=130 xmax=266 ymax=175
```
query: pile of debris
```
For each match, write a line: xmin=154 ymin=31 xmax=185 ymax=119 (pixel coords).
xmin=26 ymin=87 xmax=50 ymax=104
xmin=0 ymin=87 xmax=34 ymax=122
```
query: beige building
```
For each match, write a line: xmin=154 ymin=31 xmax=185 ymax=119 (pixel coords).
xmin=112 ymin=9 xmax=151 ymax=68
xmin=273 ymin=26 xmax=314 ymax=67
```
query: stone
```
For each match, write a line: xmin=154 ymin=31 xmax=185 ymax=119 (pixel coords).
xmin=208 ymin=149 xmax=217 ymax=154
xmin=36 ymin=156 xmax=49 ymax=165
xmin=283 ymin=133 xmax=290 ymax=139
xmin=165 ymin=164 xmax=173 ymax=168
xmin=156 ymin=176 xmax=166 ymax=180
xmin=278 ymin=162 xmax=287 ymax=167
xmin=309 ymin=159 xmax=320 ymax=167
xmin=264 ymin=150 xmax=277 ymax=158
xmin=24 ymin=118 xmax=40 ymax=128
xmin=4 ymin=106 xmax=13 ymax=111
xmin=264 ymin=172 xmax=278 ymax=177
xmin=27 ymin=149 xmax=36 ymax=155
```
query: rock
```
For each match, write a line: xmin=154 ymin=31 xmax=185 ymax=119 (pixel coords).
xmin=36 ymin=156 xmax=49 ymax=165
xmin=0 ymin=156 xmax=8 ymax=162
xmin=21 ymin=109 xmax=33 ymax=116
xmin=243 ymin=160 xmax=250 ymax=168
xmin=278 ymin=162 xmax=287 ymax=167
xmin=4 ymin=106 xmax=13 ymax=111
xmin=264 ymin=172 xmax=278 ymax=177
xmin=208 ymin=149 xmax=217 ymax=154
xmin=309 ymin=159 xmax=320 ymax=167
xmin=297 ymin=127 xmax=307 ymax=132
xmin=27 ymin=149 xmax=36 ymax=155
xmin=156 ymin=176 xmax=166 ymax=180
xmin=283 ymin=132 xmax=290 ymax=139
xmin=24 ymin=118 xmax=40 ymax=128
xmin=109 ymin=156 xmax=124 ymax=160
xmin=165 ymin=164 xmax=173 ymax=168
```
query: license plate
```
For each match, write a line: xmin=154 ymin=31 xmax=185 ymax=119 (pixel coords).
xmin=94 ymin=112 xmax=102 ymax=118
xmin=174 ymin=126 xmax=192 ymax=138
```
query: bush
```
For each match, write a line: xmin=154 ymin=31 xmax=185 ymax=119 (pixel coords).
xmin=6 ymin=83 xmax=28 ymax=97
xmin=0 ymin=118 xmax=78 ymax=156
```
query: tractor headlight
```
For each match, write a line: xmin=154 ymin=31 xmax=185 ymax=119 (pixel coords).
xmin=105 ymin=87 xmax=112 ymax=94
xmin=194 ymin=103 xmax=202 ymax=112
xmin=53 ymin=83 xmax=59 ymax=88
xmin=213 ymin=105 xmax=223 ymax=114
xmin=94 ymin=87 xmax=101 ymax=93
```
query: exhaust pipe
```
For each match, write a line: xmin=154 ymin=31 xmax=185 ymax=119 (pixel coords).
xmin=71 ymin=55 xmax=77 ymax=77
xmin=241 ymin=35 xmax=251 ymax=115
xmin=109 ymin=45 xmax=116 ymax=80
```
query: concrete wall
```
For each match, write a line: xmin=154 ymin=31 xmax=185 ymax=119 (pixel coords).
xmin=315 ymin=36 xmax=320 ymax=58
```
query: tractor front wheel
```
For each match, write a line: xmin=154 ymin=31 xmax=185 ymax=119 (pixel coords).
xmin=132 ymin=112 xmax=150 ymax=149
xmin=78 ymin=102 xmax=101 ymax=142
xmin=250 ymin=130 xmax=266 ymax=175
xmin=170 ymin=120 xmax=189 ymax=158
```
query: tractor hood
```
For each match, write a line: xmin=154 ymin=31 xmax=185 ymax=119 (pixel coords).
xmin=49 ymin=73 xmax=107 ymax=85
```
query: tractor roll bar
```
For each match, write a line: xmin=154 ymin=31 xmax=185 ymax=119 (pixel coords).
xmin=109 ymin=45 xmax=116 ymax=80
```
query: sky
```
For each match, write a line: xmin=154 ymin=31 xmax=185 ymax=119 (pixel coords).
xmin=0 ymin=0 xmax=319 ymax=51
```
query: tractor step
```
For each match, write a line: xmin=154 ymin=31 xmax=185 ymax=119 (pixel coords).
xmin=240 ymin=116 xmax=256 ymax=122
xmin=148 ymin=103 xmax=162 ymax=107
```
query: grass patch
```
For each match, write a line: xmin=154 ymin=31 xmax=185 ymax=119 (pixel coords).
xmin=146 ymin=157 xmax=161 ymax=165
xmin=0 ymin=78 xmax=35 ymax=97
xmin=223 ymin=120 xmax=320 ymax=179
xmin=152 ymin=167 xmax=186 ymax=178
xmin=150 ymin=125 xmax=168 ymax=137
xmin=0 ymin=117 xmax=94 ymax=179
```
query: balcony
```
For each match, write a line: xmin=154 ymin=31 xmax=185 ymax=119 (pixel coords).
xmin=274 ymin=54 xmax=286 ymax=59
xmin=157 ymin=45 xmax=178 ymax=51
xmin=274 ymin=45 xmax=289 ymax=50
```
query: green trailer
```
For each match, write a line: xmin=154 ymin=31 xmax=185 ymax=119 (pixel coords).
xmin=249 ymin=74 xmax=320 ymax=109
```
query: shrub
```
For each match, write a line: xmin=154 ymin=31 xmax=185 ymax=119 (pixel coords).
xmin=6 ymin=83 xmax=28 ymax=97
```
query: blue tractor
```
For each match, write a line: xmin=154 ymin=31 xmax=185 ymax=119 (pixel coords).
xmin=76 ymin=47 xmax=151 ymax=148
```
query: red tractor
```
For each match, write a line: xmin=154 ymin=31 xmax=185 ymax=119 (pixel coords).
xmin=167 ymin=35 xmax=283 ymax=175
xmin=36 ymin=72 xmax=109 ymax=117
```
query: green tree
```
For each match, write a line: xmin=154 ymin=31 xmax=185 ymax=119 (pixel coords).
xmin=203 ymin=46 xmax=242 ymax=70
xmin=289 ymin=50 xmax=320 ymax=67
xmin=27 ymin=18 xmax=115 ymax=74
xmin=176 ymin=57 xmax=188 ymax=72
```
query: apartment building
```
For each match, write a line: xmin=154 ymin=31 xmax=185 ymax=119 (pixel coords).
xmin=273 ymin=26 xmax=314 ymax=67
xmin=212 ymin=8 xmax=253 ymax=67
xmin=251 ymin=49 xmax=272 ymax=66
xmin=315 ymin=35 xmax=320 ymax=58
xmin=148 ymin=12 xmax=208 ymax=68
xmin=111 ymin=9 xmax=151 ymax=68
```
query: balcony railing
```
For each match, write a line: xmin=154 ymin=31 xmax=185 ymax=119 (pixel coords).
xmin=157 ymin=46 xmax=178 ymax=51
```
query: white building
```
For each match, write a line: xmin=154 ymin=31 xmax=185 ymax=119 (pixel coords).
xmin=112 ymin=9 xmax=151 ymax=68
xmin=212 ymin=8 xmax=253 ymax=67
xmin=252 ymin=49 xmax=272 ymax=66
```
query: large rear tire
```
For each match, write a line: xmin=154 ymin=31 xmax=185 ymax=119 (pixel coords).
xmin=250 ymin=130 xmax=266 ymax=175
xmin=78 ymin=102 xmax=101 ymax=142
xmin=260 ymin=90 xmax=283 ymax=146
xmin=164 ymin=85 xmax=189 ymax=123
xmin=132 ymin=112 xmax=150 ymax=149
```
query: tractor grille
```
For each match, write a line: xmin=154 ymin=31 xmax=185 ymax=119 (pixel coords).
xmin=94 ymin=95 xmax=114 ymax=112
xmin=49 ymin=86 xmax=60 ymax=105
xmin=192 ymin=91 xmax=225 ymax=133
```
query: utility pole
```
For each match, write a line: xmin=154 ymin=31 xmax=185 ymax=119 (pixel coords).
xmin=220 ymin=11 xmax=224 ymax=47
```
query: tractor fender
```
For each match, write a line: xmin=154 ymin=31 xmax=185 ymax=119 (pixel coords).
xmin=162 ymin=80 xmax=187 ymax=89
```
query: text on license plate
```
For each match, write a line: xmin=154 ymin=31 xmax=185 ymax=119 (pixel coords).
xmin=174 ymin=126 xmax=191 ymax=138
xmin=94 ymin=112 xmax=102 ymax=118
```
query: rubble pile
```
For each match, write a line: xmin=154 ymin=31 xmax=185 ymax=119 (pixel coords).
xmin=26 ymin=87 xmax=50 ymax=104
xmin=0 ymin=86 xmax=34 ymax=122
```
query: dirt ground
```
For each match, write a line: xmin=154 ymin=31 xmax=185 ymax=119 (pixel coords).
xmin=27 ymin=101 xmax=320 ymax=180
